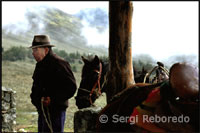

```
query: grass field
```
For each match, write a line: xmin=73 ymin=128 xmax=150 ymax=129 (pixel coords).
xmin=2 ymin=59 xmax=106 ymax=132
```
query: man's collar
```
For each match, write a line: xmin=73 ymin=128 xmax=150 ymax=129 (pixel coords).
xmin=36 ymin=51 xmax=51 ymax=66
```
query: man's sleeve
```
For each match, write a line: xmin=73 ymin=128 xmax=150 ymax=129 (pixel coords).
xmin=51 ymin=62 xmax=77 ymax=104
xmin=30 ymin=82 xmax=43 ymax=110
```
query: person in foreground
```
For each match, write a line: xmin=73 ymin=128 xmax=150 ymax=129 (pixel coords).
xmin=30 ymin=35 xmax=77 ymax=132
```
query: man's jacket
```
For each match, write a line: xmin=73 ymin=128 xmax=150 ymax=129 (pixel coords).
xmin=30 ymin=51 xmax=77 ymax=112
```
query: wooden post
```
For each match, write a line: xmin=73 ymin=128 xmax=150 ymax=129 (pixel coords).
xmin=106 ymin=1 xmax=134 ymax=103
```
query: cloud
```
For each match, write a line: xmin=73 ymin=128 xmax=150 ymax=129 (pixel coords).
xmin=75 ymin=8 xmax=108 ymax=33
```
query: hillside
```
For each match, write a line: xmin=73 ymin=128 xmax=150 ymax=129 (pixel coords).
xmin=2 ymin=6 xmax=108 ymax=56
xmin=2 ymin=7 xmax=108 ymax=131
xmin=2 ymin=60 xmax=107 ymax=132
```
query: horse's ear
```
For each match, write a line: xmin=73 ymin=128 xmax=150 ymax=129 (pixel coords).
xmin=93 ymin=55 xmax=100 ymax=65
xmin=81 ymin=56 xmax=89 ymax=64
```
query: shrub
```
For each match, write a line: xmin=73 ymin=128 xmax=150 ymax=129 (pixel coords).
xmin=54 ymin=49 xmax=68 ymax=59
xmin=72 ymin=66 xmax=77 ymax=72
xmin=2 ymin=46 xmax=27 ymax=61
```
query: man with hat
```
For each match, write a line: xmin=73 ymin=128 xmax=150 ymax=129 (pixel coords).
xmin=30 ymin=35 xmax=77 ymax=132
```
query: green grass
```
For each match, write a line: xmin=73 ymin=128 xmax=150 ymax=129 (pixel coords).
xmin=2 ymin=59 xmax=106 ymax=132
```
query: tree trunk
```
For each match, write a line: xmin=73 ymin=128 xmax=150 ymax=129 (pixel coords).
xmin=106 ymin=1 xmax=134 ymax=103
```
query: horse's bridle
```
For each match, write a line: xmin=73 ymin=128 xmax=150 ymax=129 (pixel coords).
xmin=79 ymin=62 xmax=102 ymax=105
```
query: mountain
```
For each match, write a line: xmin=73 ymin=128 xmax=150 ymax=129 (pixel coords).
xmin=2 ymin=6 xmax=108 ymax=56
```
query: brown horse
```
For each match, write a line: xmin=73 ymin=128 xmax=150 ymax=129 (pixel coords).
xmin=75 ymin=55 xmax=109 ymax=109
xmin=96 ymin=62 xmax=199 ymax=132
xmin=75 ymin=55 xmax=154 ymax=109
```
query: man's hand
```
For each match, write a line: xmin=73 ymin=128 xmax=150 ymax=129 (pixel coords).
xmin=41 ymin=97 xmax=51 ymax=107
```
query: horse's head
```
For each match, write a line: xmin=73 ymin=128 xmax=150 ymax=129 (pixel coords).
xmin=75 ymin=55 xmax=105 ymax=109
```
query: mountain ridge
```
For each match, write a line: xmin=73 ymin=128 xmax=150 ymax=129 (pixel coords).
xmin=2 ymin=6 xmax=108 ymax=56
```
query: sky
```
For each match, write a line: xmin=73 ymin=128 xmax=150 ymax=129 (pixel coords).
xmin=2 ymin=1 xmax=199 ymax=61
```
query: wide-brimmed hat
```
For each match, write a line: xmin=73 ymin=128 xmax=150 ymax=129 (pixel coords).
xmin=29 ymin=35 xmax=55 ymax=48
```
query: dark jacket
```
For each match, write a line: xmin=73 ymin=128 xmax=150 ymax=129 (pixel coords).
xmin=30 ymin=51 xmax=77 ymax=112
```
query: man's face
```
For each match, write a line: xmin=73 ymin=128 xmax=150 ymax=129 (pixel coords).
xmin=32 ymin=47 xmax=47 ymax=62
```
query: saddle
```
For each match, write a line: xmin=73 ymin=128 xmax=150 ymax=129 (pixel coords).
xmin=158 ymin=63 xmax=199 ymax=132
xmin=169 ymin=62 xmax=199 ymax=99
xmin=129 ymin=62 xmax=199 ymax=132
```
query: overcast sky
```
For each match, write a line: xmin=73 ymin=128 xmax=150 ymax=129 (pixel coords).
xmin=2 ymin=1 xmax=198 ymax=61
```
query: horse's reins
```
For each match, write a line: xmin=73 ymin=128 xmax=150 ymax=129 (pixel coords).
xmin=89 ymin=62 xmax=102 ymax=105
xmin=41 ymin=97 xmax=53 ymax=133
xmin=79 ymin=62 xmax=102 ymax=105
